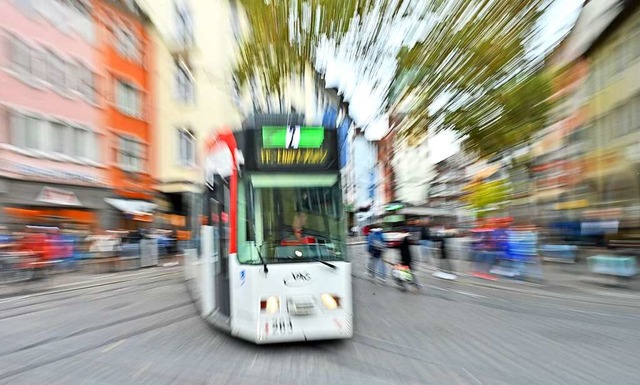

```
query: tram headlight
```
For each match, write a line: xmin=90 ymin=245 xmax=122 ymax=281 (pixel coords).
xmin=321 ymin=293 xmax=339 ymax=310
xmin=263 ymin=296 xmax=280 ymax=314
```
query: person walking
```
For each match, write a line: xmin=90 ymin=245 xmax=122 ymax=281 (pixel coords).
xmin=367 ymin=227 xmax=387 ymax=283
xmin=433 ymin=230 xmax=458 ymax=280
xmin=420 ymin=223 xmax=433 ymax=263
xmin=397 ymin=232 xmax=421 ymax=292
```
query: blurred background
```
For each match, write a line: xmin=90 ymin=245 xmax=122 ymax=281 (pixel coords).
xmin=1 ymin=0 xmax=640 ymax=271
xmin=2 ymin=1 xmax=640 ymax=384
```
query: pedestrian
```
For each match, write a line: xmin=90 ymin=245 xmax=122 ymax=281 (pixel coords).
xmin=420 ymin=223 xmax=433 ymax=263
xmin=367 ymin=227 xmax=387 ymax=283
xmin=433 ymin=230 xmax=457 ymax=280
xmin=396 ymin=233 xmax=421 ymax=291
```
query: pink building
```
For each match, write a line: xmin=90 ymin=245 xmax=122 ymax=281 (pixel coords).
xmin=0 ymin=0 xmax=110 ymax=229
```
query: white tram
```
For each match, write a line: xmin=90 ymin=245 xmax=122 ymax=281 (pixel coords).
xmin=184 ymin=119 xmax=353 ymax=344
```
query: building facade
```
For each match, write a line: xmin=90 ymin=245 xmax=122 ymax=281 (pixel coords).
xmin=529 ymin=34 xmax=589 ymax=225
xmin=577 ymin=2 xmax=640 ymax=225
xmin=137 ymin=0 xmax=243 ymax=235
xmin=428 ymin=153 xmax=472 ymax=211
xmin=391 ymin=138 xmax=432 ymax=206
xmin=374 ymin=129 xmax=396 ymax=216
xmin=0 ymin=0 xmax=110 ymax=229
xmin=92 ymin=0 xmax=156 ymax=229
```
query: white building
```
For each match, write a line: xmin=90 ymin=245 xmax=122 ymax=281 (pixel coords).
xmin=391 ymin=138 xmax=433 ymax=206
xmin=349 ymin=129 xmax=377 ymax=225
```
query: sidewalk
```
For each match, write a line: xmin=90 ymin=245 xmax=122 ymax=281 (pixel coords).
xmin=351 ymin=243 xmax=640 ymax=302
xmin=347 ymin=236 xmax=367 ymax=245
xmin=0 ymin=255 xmax=181 ymax=298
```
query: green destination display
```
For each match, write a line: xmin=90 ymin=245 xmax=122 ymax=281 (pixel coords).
xmin=262 ymin=126 xmax=325 ymax=149
xmin=247 ymin=125 xmax=337 ymax=171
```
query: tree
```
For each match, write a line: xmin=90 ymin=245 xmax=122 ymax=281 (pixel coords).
xmin=464 ymin=179 xmax=510 ymax=218
xmin=390 ymin=1 xmax=555 ymax=156
xmin=234 ymin=0 xmax=556 ymax=155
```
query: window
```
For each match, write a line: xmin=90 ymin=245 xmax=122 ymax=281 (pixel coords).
xmin=89 ymin=132 xmax=100 ymax=162
xmin=14 ymin=0 xmax=36 ymax=15
xmin=46 ymin=50 xmax=66 ymax=91
xmin=79 ymin=66 xmax=95 ymax=102
xmin=297 ymin=188 xmax=339 ymax=218
xmin=116 ymin=26 xmax=139 ymax=61
xmin=67 ymin=62 xmax=79 ymax=94
xmin=178 ymin=128 xmax=196 ymax=166
xmin=24 ymin=115 xmax=40 ymax=150
xmin=73 ymin=127 xmax=88 ymax=158
xmin=118 ymin=136 xmax=144 ymax=172
xmin=633 ymin=95 xmax=640 ymax=131
xmin=175 ymin=61 xmax=194 ymax=103
xmin=9 ymin=111 xmax=26 ymax=148
xmin=229 ymin=0 xmax=242 ymax=41
xmin=621 ymin=102 xmax=633 ymax=137
xmin=31 ymin=49 xmax=46 ymax=81
xmin=50 ymin=120 xmax=66 ymax=154
xmin=175 ymin=0 xmax=194 ymax=46
xmin=633 ymin=31 xmax=640 ymax=62
xmin=115 ymin=80 xmax=141 ymax=117
xmin=613 ymin=42 xmax=624 ymax=74
xmin=239 ymin=182 xmax=346 ymax=265
xmin=10 ymin=38 xmax=31 ymax=75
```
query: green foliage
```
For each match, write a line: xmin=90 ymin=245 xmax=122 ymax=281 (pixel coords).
xmin=465 ymin=179 xmax=510 ymax=215
xmin=235 ymin=0 xmax=556 ymax=155
xmin=391 ymin=0 xmax=554 ymax=156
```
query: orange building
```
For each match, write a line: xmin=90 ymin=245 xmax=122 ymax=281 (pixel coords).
xmin=93 ymin=0 xmax=155 ymax=229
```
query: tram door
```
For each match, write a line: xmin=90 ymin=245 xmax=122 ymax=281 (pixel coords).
xmin=210 ymin=176 xmax=231 ymax=316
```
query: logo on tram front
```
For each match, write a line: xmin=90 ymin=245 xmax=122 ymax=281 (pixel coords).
xmin=283 ymin=271 xmax=311 ymax=287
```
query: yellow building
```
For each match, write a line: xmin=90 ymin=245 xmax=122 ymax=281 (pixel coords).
xmin=138 ymin=0 xmax=244 ymax=231
xmin=138 ymin=0 xmax=341 ymax=233
xmin=579 ymin=3 xmax=640 ymax=216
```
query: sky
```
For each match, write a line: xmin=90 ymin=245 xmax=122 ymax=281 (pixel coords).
xmin=322 ymin=0 xmax=585 ymax=163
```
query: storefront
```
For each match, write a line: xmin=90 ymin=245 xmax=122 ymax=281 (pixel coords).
xmin=0 ymin=178 xmax=112 ymax=230
xmin=103 ymin=198 xmax=157 ymax=230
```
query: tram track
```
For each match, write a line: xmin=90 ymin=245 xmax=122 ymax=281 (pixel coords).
xmin=0 ymin=270 xmax=181 ymax=316
xmin=352 ymin=269 xmax=640 ymax=309
xmin=0 ymin=299 xmax=193 ymax=358
xmin=0 ymin=277 xmax=184 ymax=322
xmin=0 ymin=304 xmax=197 ymax=381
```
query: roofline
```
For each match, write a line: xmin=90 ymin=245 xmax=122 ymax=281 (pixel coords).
xmin=583 ymin=0 xmax=640 ymax=57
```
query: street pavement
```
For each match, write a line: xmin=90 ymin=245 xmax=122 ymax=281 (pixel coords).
xmin=0 ymin=244 xmax=639 ymax=384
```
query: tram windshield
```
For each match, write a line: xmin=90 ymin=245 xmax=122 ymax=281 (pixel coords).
xmin=239 ymin=175 xmax=347 ymax=264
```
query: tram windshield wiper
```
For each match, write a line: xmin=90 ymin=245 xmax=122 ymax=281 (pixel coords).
xmin=255 ymin=244 xmax=268 ymax=273
xmin=313 ymin=257 xmax=337 ymax=269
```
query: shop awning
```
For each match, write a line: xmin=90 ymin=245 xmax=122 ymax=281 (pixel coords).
xmin=105 ymin=198 xmax=157 ymax=215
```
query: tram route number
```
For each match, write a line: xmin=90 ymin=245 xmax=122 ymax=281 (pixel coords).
xmin=270 ymin=317 xmax=294 ymax=335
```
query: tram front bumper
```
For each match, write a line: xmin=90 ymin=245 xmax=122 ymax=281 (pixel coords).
xmin=251 ymin=314 xmax=353 ymax=344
